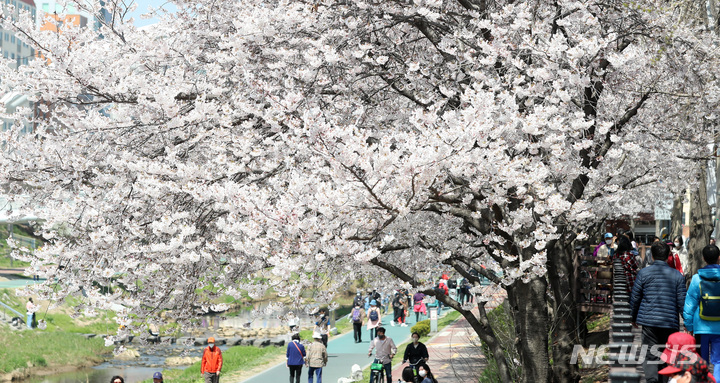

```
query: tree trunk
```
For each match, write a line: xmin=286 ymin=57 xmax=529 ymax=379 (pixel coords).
xmin=687 ymin=163 xmax=715 ymax=278
xmin=547 ymin=240 xmax=581 ymax=383
xmin=671 ymin=194 xmax=684 ymax=241
xmin=507 ymin=275 xmax=551 ymax=383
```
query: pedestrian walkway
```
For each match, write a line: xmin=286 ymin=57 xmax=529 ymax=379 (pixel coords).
xmin=389 ymin=285 xmax=505 ymax=383
xmin=241 ymin=285 xmax=506 ymax=383
xmin=240 ymin=312 xmax=419 ymax=383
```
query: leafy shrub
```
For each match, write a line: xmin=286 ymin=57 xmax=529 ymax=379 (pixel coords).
xmin=411 ymin=320 xmax=430 ymax=337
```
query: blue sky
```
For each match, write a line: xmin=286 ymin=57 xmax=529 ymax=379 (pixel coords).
xmin=129 ymin=0 xmax=176 ymax=27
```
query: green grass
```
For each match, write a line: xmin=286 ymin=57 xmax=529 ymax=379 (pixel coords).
xmin=143 ymin=346 xmax=285 ymax=383
xmin=0 ymin=225 xmax=43 ymax=265
xmin=0 ymin=327 xmax=111 ymax=373
xmin=0 ymin=288 xmax=117 ymax=334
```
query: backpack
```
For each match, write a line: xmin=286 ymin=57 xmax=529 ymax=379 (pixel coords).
xmin=438 ymin=282 xmax=448 ymax=295
xmin=369 ymin=308 xmax=379 ymax=321
xmin=700 ymin=275 xmax=720 ymax=321
xmin=447 ymin=279 xmax=457 ymax=289
xmin=352 ymin=308 xmax=362 ymax=323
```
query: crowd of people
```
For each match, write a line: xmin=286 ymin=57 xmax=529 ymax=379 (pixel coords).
xmin=283 ymin=285 xmax=459 ymax=383
xmin=604 ymin=229 xmax=720 ymax=383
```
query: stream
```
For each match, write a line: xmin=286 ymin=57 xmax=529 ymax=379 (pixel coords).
xmin=27 ymin=306 xmax=334 ymax=383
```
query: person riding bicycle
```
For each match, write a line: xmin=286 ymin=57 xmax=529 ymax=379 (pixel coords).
xmin=402 ymin=332 xmax=429 ymax=371
xmin=368 ymin=327 xmax=396 ymax=383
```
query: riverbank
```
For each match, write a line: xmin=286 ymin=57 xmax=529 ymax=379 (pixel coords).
xmin=144 ymin=345 xmax=286 ymax=383
xmin=0 ymin=329 xmax=111 ymax=381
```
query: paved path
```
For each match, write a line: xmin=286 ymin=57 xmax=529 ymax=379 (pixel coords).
xmin=240 ymin=312 xmax=420 ymax=383
xmin=0 ymin=268 xmax=43 ymax=289
xmin=390 ymin=285 xmax=506 ymax=382
xmin=242 ymin=285 xmax=507 ymax=383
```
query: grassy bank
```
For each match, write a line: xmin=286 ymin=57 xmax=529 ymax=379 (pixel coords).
xmin=145 ymin=346 xmax=285 ymax=383
xmin=0 ymin=328 xmax=111 ymax=373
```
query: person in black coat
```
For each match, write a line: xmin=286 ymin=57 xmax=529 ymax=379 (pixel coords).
xmin=630 ymin=241 xmax=687 ymax=383
xmin=402 ymin=332 xmax=429 ymax=371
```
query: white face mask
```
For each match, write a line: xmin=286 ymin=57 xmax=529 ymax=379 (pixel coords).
xmin=605 ymin=240 xmax=612 ymax=245
xmin=668 ymin=378 xmax=678 ymax=383
xmin=674 ymin=242 xmax=681 ymax=247
xmin=419 ymin=370 xmax=427 ymax=377
xmin=208 ymin=343 xmax=215 ymax=348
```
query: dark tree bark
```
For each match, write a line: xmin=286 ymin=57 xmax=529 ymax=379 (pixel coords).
xmin=547 ymin=239 xmax=582 ymax=383
xmin=687 ymin=163 xmax=714 ymax=278
xmin=507 ymin=275 xmax=551 ymax=383
xmin=671 ymin=194 xmax=684 ymax=241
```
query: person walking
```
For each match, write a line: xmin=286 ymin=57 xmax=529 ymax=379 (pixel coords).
xmin=152 ymin=372 xmax=163 ymax=383
xmin=413 ymin=291 xmax=426 ymax=322
xmin=630 ymin=241 xmax=687 ymax=383
xmin=305 ymin=334 xmax=327 ymax=383
xmin=669 ymin=236 xmax=686 ymax=276
xmin=683 ymin=244 xmax=720 ymax=370
xmin=402 ymin=332 xmax=429 ymax=372
xmin=391 ymin=291 xmax=403 ymax=327
xmin=201 ymin=337 xmax=223 ymax=383
xmin=353 ymin=291 xmax=364 ymax=308
xmin=286 ymin=333 xmax=306 ymax=383
xmin=398 ymin=290 xmax=408 ymax=327
xmin=351 ymin=303 xmax=365 ymax=343
xmin=315 ymin=308 xmax=329 ymax=347
xmin=366 ymin=300 xmax=382 ymax=340
xmin=288 ymin=311 xmax=299 ymax=333
xmin=368 ymin=327 xmax=397 ymax=383
xmin=613 ymin=235 xmax=640 ymax=293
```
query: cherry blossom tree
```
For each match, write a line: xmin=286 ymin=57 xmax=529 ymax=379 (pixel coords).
xmin=1 ymin=0 xmax=719 ymax=381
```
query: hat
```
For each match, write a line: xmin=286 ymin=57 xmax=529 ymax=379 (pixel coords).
xmin=662 ymin=332 xmax=698 ymax=364
xmin=370 ymin=300 xmax=377 ymax=306
xmin=604 ymin=233 xmax=613 ymax=238
xmin=312 ymin=332 xmax=322 ymax=339
xmin=153 ymin=372 xmax=163 ymax=380
xmin=208 ymin=337 xmax=215 ymax=343
xmin=659 ymin=351 xmax=715 ymax=383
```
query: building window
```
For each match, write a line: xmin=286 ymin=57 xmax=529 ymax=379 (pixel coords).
xmin=4 ymin=33 xmax=8 ymax=41
xmin=41 ymin=3 xmax=48 ymax=12
xmin=10 ymin=35 xmax=14 ymax=43
xmin=10 ymin=53 xmax=14 ymax=59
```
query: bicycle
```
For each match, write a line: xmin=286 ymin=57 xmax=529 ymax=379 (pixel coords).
xmin=369 ymin=358 xmax=386 ymax=383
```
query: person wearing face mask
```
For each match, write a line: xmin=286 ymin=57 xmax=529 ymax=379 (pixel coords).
xmin=315 ymin=308 xmax=330 ymax=347
xmin=368 ymin=327 xmax=396 ymax=383
xmin=658 ymin=351 xmax=716 ymax=383
xmin=593 ymin=233 xmax=615 ymax=259
xmin=417 ymin=363 xmax=438 ymax=383
xmin=672 ymin=235 xmax=688 ymax=278
xmin=201 ymin=337 xmax=223 ymax=383
xmin=402 ymin=332 xmax=429 ymax=374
